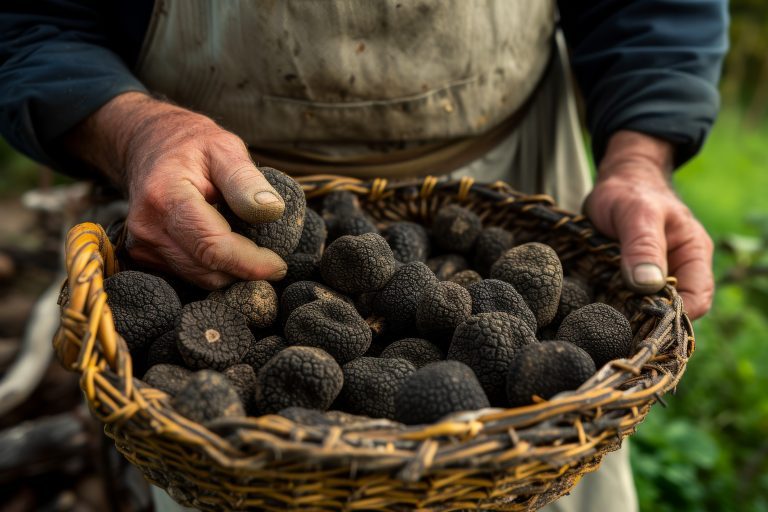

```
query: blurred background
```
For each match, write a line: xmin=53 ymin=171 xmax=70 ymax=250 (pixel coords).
xmin=1 ymin=2 xmax=767 ymax=511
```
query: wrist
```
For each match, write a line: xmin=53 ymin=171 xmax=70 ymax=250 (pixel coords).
xmin=63 ymin=92 xmax=185 ymax=189
xmin=598 ymin=130 xmax=675 ymax=185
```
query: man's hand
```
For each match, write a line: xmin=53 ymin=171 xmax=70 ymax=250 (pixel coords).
xmin=65 ymin=92 xmax=288 ymax=289
xmin=584 ymin=131 xmax=714 ymax=319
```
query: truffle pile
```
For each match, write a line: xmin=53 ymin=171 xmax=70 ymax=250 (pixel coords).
xmin=107 ymin=170 xmax=634 ymax=427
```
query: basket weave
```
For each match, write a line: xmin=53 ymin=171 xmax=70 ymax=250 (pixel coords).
xmin=54 ymin=175 xmax=694 ymax=511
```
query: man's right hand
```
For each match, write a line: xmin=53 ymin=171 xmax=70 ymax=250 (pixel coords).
xmin=65 ymin=92 xmax=288 ymax=289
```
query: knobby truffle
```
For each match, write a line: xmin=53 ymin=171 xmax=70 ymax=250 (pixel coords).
xmin=284 ymin=299 xmax=371 ymax=364
xmin=176 ymin=300 xmax=254 ymax=371
xmin=338 ymin=357 xmax=416 ymax=419
xmin=415 ymin=281 xmax=472 ymax=342
xmin=380 ymin=338 xmax=444 ymax=368
xmin=431 ymin=205 xmax=482 ymax=254
xmin=383 ymin=221 xmax=430 ymax=263
xmin=468 ymin=279 xmax=537 ymax=334
xmin=556 ymin=303 xmax=633 ymax=369
xmin=242 ymin=335 xmax=288 ymax=371
xmin=448 ymin=269 xmax=483 ymax=288
xmin=171 ymin=370 xmax=245 ymax=423
xmin=223 ymin=363 xmax=258 ymax=412
xmin=373 ymin=262 xmax=438 ymax=333
xmin=254 ymin=346 xmax=343 ymax=413
xmin=207 ymin=280 xmax=278 ymax=330
xmin=320 ymin=233 xmax=397 ymax=294
xmin=490 ymin=242 xmax=563 ymax=328
xmin=279 ymin=280 xmax=351 ymax=324
xmin=295 ymin=207 xmax=327 ymax=256
xmin=447 ymin=312 xmax=538 ymax=405
xmin=147 ymin=330 xmax=184 ymax=367
xmin=226 ymin=167 xmax=306 ymax=257
xmin=394 ymin=361 xmax=490 ymax=425
xmin=506 ymin=341 xmax=596 ymax=406
xmin=473 ymin=226 xmax=515 ymax=276
xmin=143 ymin=364 xmax=191 ymax=396
xmin=426 ymin=254 xmax=469 ymax=280
xmin=105 ymin=271 xmax=182 ymax=352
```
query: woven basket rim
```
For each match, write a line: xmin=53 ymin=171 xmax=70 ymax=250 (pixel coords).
xmin=53 ymin=174 xmax=694 ymax=510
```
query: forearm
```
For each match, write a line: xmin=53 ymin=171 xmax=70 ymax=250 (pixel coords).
xmin=63 ymin=92 xmax=214 ymax=190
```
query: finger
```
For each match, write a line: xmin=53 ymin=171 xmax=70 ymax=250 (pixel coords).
xmin=126 ymin=234 xmax=237 ymax=289
xmin=668 ymin=224 xmax=714 ymax=320
xmin=614 ymin=203 xmax=668 ymax=294
xmin=208 ymin=141 xmax=284 ymax=224
xmin=166 ymin=185 xmax=287 ymax=281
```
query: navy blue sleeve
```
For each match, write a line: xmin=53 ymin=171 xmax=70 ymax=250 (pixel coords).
xmin=558 ymin=0 xmax=728 ymax=168
xmin=0 ymin=1 xmax=152 ymax=172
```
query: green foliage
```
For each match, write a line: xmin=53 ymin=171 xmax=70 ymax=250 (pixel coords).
xmin=631 ymin=110 xmax=768 ymax=511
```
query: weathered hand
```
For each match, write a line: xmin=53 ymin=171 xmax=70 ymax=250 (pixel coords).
xmin=584 ymin=131 xmax=714 ymax=319
xmin=65 ymin=92 xmax=288 ymax=289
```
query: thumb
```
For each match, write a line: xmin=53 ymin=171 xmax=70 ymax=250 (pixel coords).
xmin=210 ymin=153 xmax=285 ymax=224
xmin=615 ymin=206 xmax=669 ymax=294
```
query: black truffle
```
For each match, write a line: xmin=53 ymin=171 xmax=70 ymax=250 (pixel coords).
xmin=143 ymin=364 xmax=191 ymax=396
xmin=281 ymin=253 xmax=321 ymax=286
xmin=448 ymin=270 xmax=483 ymax=288
xmin=551 ymin=277 xmax=592 ymax=328
xmin=147 ymin=330 xmax=184 ymax=367
xmin=284 ymin=299 xmax=372 ymax=364
xmin=223 ymin=363 xmax=258 ymax=411
xmin=382 ymin=222 xmax=431 ymax=263
xmin=426 ymin=254 xmax=469 ymax=280
xmin=373 ymin=262 xmax=438 ymax=333
xmin=322 ymin=191 xmax=378 ymax=241
xmin=490 ymin=242 xmax=563 ymax=328
xmin=338 ymin=357 xmax=416 ymax=419
xmin=226 ymin=167 xmax=306 ymax=257
xmin=176 ymin=300 xmax=254 ymax=371
xmin=431 ymin=205 xmax=482 ymax=254
xmin=556 ymin=303 xmax=633 ymax=369
xmin=506 ymin=341 xmax=596 ymax=406
xmin=473 ymin=227 xmax=515 ymax=276
xmin=394 ymin=361 xmax=490 ymax=425
xmin=279 ymin=281 xmax=352 ymax=325
xmin=105 ymin=270 xmax=182 ymax=352
xmin=295 ymin=208 xmax=327 ymax=256
xmin=171 ymin=370 xmax=245 ymax=423
xmin=242 ymin=335 xmax=287 ymax=371
xmin=320 ymin=233 xmax=397 ymax=294
xmin=254 ymin=346 xmax=343 ymax=413
xmin=468 ymin=279 xmax=537 ymax=334
xmin=380 ymin=338 xmax=443 ymax=368
xmin=415 ymin=281 xmax=472 ymax=342
xmin=447 ymin=312 xmax=538 ymax=405
xmin=207 ymin=280 xmax=278 ymax=330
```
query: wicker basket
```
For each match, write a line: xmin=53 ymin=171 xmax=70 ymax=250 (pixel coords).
xmin=54 ymin=175 xmax=694 ymax=511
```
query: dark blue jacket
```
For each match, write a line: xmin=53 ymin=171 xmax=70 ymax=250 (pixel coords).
xmin=0 ymin=0 xmax=728 ymax=174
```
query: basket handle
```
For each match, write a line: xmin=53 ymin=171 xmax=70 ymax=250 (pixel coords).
xmin=54 ymin=222 xmax=121 ymax=372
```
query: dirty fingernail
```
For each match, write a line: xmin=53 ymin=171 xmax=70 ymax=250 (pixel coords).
xmin=633 ymin=263 xmax=664 ymax=287
xmin=268 ymin=265 xmax=288 ymax=281
xmin=254 ymin=191 xmax=282 ymax=205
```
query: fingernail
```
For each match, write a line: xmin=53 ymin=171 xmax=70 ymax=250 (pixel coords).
xmin=633 ymin=263 xmax=664 ymax=287
xmin=254 ymin=191 xmax=282 ymax=205
xmin=268 ymin=265 xmax=288 ymax=281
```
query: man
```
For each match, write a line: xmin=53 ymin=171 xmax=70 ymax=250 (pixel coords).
xmin=0 ymin=1 xmax=727 ymax=510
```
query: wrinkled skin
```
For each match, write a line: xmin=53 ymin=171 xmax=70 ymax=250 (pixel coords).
xmin=585 ymin=131 xmax=714 ymax=319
